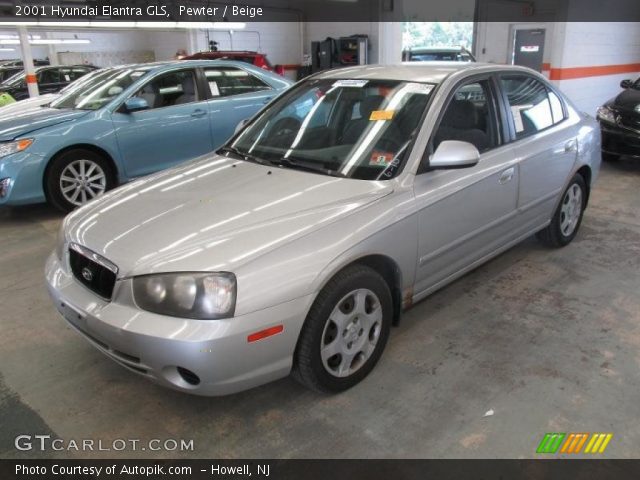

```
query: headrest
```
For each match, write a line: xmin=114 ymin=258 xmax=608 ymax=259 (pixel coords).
xmin=360 ymin=95 xmax=385 ymax=119
xmin=182 ymin=77 xmax=196 ymax=95
xmin=441 ymin=100 xmax=477 ymax=130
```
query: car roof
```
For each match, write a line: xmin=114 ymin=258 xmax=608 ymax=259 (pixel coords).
xmin=98 ymin=59 xmax=264 ymax=71
xmin=409 ymin=46 xmax=468 ymax=53
xmin=312 ymin=62 xmax=540 ymax=84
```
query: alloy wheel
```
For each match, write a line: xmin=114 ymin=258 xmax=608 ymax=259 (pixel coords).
xmin=559 ymin=183 xmax=583 ymax=237
xmin=59 ymin=159 xmax=107 ymax=207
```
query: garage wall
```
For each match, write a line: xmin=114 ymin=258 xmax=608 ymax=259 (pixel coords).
xmin=547 ymin=22 xmax=640 ymax=115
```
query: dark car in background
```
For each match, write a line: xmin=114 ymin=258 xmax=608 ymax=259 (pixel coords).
xmin=597 ymin=77 xmax=640 ymax=161
xmin=0 ymin=66 xmax=22 ymax=83
xmin=0 ymin=59 xmax=50 ymax=67
xmin=403 ymin=46 xmax=476 ymax=62
xmin=0 ymin=64 xmax=98 ymax=101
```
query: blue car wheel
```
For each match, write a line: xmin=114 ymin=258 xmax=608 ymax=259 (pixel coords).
xmin=45 ymin=149 xmax=116 ymax=212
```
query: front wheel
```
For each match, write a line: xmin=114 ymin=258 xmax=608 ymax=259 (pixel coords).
xmin=45 ymin=149 xmax=115 ymax=212
xmin=536 ymin=173 xmax=587 ymax=247
xmin=292 ymin=265 xmax=392 ymax=393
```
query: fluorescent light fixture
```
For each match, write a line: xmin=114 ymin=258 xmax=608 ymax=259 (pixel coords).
xmin=0 ymin=47 xmax=15 ymax=51
xmin=0 ymin=39 xmax=91 ymax=45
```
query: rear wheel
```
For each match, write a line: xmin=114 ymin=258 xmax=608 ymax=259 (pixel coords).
xmin=46 ymin=149 xmax=115 ymax=212
xmin=292 ymin=265 xmax=392 ymax=393
xmin=536 ymin=173 xmax=587 ymax=248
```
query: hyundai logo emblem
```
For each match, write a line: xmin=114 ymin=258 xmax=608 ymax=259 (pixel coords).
xmin=81 ymin=267 xmax=94 ymax=282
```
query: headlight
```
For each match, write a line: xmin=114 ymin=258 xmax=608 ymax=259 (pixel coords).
xmin=0 ymin=138 xmax=33 ymax=158
xmin=597 ymin=106 xmax=616 ymax=124
xmin=132 ymin=272 xmax=237 ymax=319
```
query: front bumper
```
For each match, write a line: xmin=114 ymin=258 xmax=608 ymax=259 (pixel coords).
xmin=599 ymin=121 xmax=640 ymax=158
xmin=45 ymin=252 xmax=312 ymax=396
xmin=0 ymin=151 xmax=48 ymax=206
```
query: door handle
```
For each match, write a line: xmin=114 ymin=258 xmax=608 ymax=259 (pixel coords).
xmin=564 ymin=139 xmax=577 ymax=152
xmin=499 ymin=167 xmax=515 ymax=185
xmin=191 ymin=109 xmax=207 ymax=118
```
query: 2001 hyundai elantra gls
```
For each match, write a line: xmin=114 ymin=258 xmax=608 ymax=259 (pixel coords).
xmin=46 ymin=63 xmax=601 ymax=395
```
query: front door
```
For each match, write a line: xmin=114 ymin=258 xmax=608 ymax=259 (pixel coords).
xmin=413 ymin=78 xmax=520 ymax=297
xmin=512 ymin=28 xmax=545 ymax=72
xmin=201 ymin=66 xmax=275 ymax=148
xmin=112 ymin=68 xmax=213 ymax=178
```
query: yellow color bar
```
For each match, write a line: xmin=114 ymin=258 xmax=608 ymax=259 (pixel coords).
xmin=584 ymin=434 xmax=599 ymax=453
xmin=598 ymin=434 xmax=613 ymax=453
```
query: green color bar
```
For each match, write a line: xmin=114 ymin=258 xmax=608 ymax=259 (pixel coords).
xmin=549 ymin=433 xmax=566 ymax=453
xmin=537 ymin=433 xmax=566 ymax=453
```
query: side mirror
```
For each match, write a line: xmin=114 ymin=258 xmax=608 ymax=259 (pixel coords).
xmin=124 ymin=97 xmax=149 ymax=113
xmin=620 ymin=79 xmax=633 ymax=89
xmin=430 ymin=140 xmax=480 ymax=170
xmin=234 ymin=118 xmax=249 ymax=134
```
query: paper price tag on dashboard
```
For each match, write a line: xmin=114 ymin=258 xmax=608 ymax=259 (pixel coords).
xmin=370 ymin=110 xmax=395 ymax=121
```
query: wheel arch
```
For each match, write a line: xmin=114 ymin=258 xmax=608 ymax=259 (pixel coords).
xmin=576 ymin=164 xmax=592 ymax=206
xmin=42 ymin=143 xmax=119 ymax=198
xmin=314 ymin=254 xmax=404 ymax=326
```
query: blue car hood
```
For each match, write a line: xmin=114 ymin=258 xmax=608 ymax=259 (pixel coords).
xmin=0 ymin=107 xmax=88 ymax=141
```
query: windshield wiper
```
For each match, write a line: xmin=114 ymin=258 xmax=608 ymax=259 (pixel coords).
xmin=218 ymin=146 xmax=275 ymax=167
xmin=271 ymin=157 xmax=347 ymax=178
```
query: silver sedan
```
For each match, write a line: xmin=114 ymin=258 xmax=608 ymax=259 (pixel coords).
xmin=46 ymin=63 xmax=601 ymax=395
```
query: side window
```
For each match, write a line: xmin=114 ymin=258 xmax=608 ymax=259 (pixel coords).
xmin=59 ymin=68 xmax=72 ymax=83
xmin=134 ymin=70 xmax=199 ymax=109
xmin=548 ymin=90 xmax=565 ymax=124
xmin=501 ymin=75 xmax=556 ymax=138
xmin=203 ymin=67 xmax=271 ymax=98
xmin=432 ymin=80 xmax=498 ymax=154
xmin=38 ymin=69 xmax=60 ymax=84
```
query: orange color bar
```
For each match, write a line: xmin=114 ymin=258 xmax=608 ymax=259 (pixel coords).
xmin=542 ymin=62 xmax=551 ymax=71
xmin=26 ymin=74 xmax=37 ymax=84
xmin=573 ymin=433 xmax=589 ymax=453
xmin=549 ymin=62 xmax=640 ymax=80
xmin=560 ymin=434 xmax=575 ymax=453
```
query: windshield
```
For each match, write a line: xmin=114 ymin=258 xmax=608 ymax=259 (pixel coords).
xmin=1 ymin=71 xmax=26 ymax=87
xmin=227 ymin=78 xmax=434 ymax=180
xmin=50 ymin=68 xmax=149 ymax=110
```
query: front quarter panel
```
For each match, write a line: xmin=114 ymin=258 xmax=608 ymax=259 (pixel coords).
xmin=232 ymin=182 xmax=418 ymax=318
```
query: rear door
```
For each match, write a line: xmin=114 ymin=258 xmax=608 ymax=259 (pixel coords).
xmin=498 ymin=74 xmax=577 ymax=227
xmin=201 ymin=65 xmax=275 ymax=148
xmin=112 ymin=68 xmax=213 ymax=178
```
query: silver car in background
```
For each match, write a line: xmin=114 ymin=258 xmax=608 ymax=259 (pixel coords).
xmin=46 ymin=63 xmax=600 ymax=396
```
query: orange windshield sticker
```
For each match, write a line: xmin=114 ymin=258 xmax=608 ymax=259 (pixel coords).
xmin=369 ymin=110 xmax=395 ymax=121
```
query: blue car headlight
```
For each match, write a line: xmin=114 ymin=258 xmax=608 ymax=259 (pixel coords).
xmin=132 ymin=272 xmax=237 ymax=319
xmin=0 ymin=138 xmax=33 ymax=158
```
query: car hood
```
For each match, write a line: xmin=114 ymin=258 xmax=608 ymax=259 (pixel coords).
xmin=65 ymin=154 xmax=393 ymax=277
xmin=0 ymin=107 xmax=88 ymax=141
xmin=607 ymin=88 xmax=640 ymax=114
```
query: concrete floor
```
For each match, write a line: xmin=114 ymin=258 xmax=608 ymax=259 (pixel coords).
xmin=1 ymin=160 xmax=639 ymax=459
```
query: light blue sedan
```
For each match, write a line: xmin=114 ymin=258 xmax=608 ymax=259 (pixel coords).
xmin=0 ymin=60 xmax=292 ymax=211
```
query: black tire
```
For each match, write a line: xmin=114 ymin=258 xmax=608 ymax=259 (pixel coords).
xmin=292 ymin=265 xmax=392 ymax=393
xmin=45 ymin=149 xmax=115 ymax=213
xmin=536 ymin=173 xmax=587 ymax=248
xmin=602 ymin=152 xmax=620 ymax=162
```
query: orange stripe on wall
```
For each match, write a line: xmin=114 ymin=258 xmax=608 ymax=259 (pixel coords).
xmin=549 ymin=62 xmax=640 ymax=80
xmin=26 ymin=74 xmax=37 ymax=83
xmin=542 ymin=63 xmax=551 ymax=71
